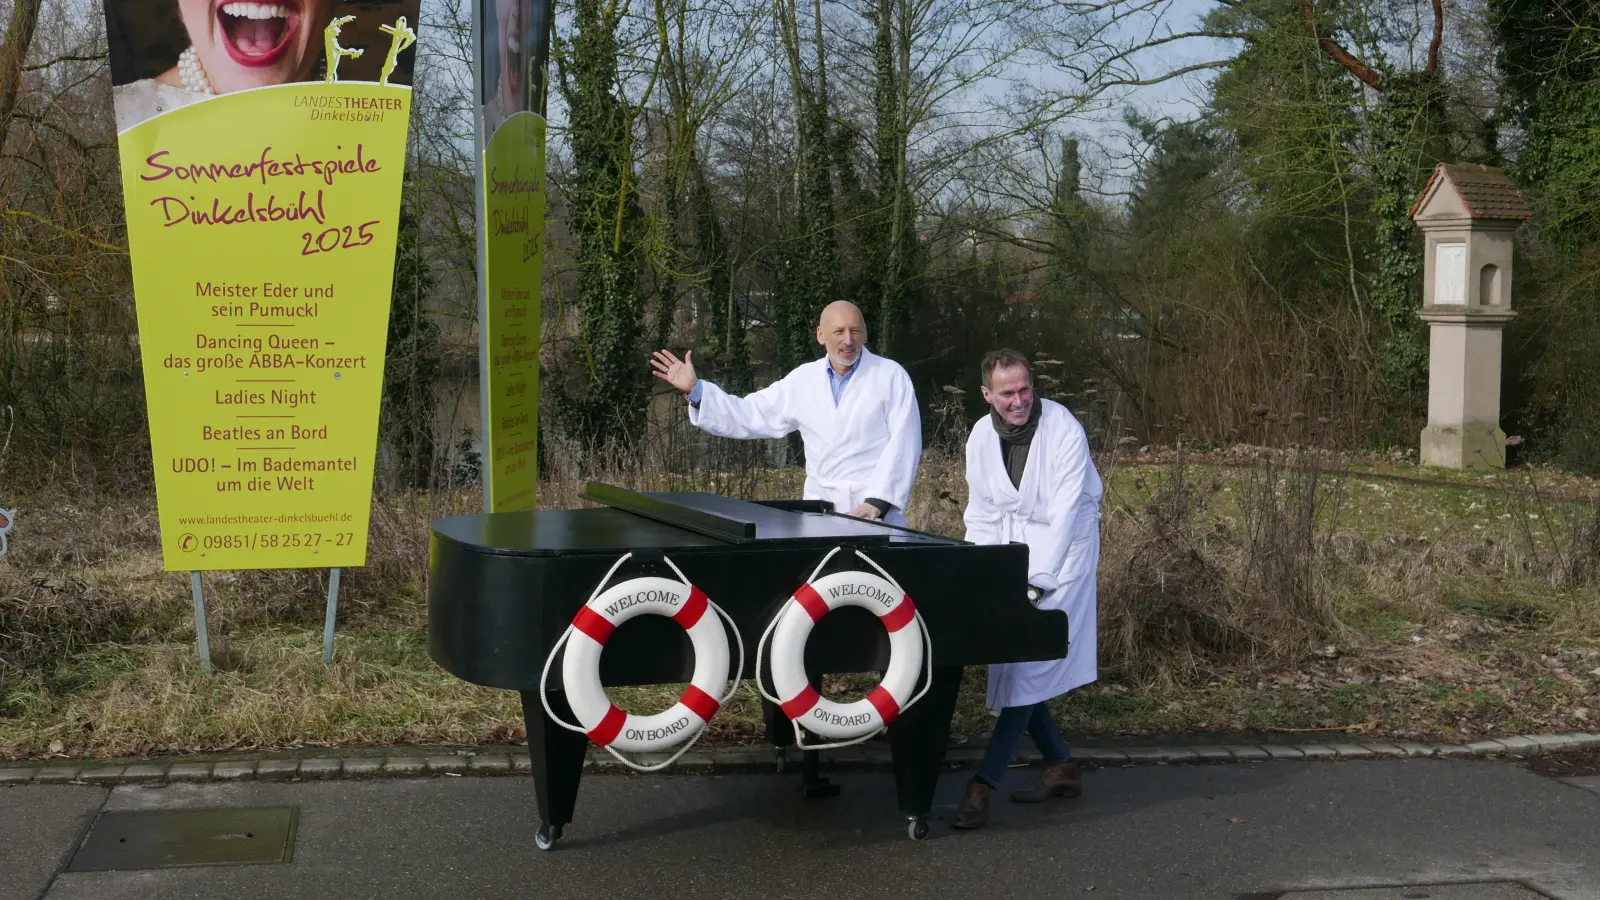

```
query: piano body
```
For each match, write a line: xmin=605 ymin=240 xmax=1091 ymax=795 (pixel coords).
xmin=426 ymin=484 xmax=1069 ymax=845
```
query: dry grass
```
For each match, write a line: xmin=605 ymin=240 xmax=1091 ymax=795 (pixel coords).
xmin=2 ymin=443 xmax=1598 ymax=761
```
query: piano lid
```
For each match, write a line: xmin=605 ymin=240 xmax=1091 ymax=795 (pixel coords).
xmin=430 ymin=485 xmax=959 ymax=557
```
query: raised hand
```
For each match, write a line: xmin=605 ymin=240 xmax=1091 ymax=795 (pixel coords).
xmin=649 ymin=349 xmax=698 ymax=394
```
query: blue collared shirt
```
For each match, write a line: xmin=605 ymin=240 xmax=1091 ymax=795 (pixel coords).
xmin=825 ymin=357 xmax=858 ymax=405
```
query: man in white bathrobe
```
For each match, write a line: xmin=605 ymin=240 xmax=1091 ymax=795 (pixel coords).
xmin=648 ymin=300 xmax=923 ymax=524
xmin=953 ymin=348 xmax=1104 ymax=830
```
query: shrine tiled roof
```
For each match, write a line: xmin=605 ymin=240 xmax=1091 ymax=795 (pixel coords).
xmin=1411 ymin=163 xmax=1534 ymax=221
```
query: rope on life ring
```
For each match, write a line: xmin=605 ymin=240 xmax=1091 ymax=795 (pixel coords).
xmin=539 ymin=553 xmax=745 ymax=773
xmin=755 ymin=546 xmax=932 ymax=752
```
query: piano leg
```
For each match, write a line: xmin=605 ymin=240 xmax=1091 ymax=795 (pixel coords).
xmin=761 ymin=687 xmax=793 ymax=769
xmin=800 ymin=742 xmax=841 ymax=798
xmin=519 ymin=689 xmax=589 ymax=851
xmin=763 ymin=671 xmax=840 ymax=797
xmin=888 ymin=665 xmax=963 ymax=841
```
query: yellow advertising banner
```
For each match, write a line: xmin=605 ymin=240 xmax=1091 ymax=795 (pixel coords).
xmin=106 ymin=5 xmax=420 ymax=571
xmin=476 ymin=0 xmax=550 ymax=513
xmin=480 ymin=112 xmax=545 ymax=512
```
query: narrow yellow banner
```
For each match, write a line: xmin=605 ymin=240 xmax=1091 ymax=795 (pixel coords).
xmin=481 ymin=111 xmax=546 ymax=512
xmin=115 ymin=80 xmax=413 ymax=570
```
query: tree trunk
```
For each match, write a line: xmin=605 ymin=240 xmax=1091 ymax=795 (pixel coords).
xmin=382 ymin=196 xmax=441 ymax=490
xmin=774 ymin=0 xmax=835 ymax=375
xmin=877 ymin=0 xmax=914 ymax=353
xmin=0 ymin=0 xmax=44 ymax=151
xmin=1368 ymin=72 xmax=1449 ymax=409
xmin=558 ymin=0 xmax=648 ymax=448
xmin=862 ymin=0 xmax=895 ymax=342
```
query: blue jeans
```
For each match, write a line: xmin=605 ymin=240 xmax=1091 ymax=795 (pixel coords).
xmin=973 ymin=702 xmax=1071 ymax=788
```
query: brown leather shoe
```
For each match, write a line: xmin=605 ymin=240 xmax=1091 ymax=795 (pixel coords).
xmin=1010 ymin=762 xmax=1083 ymax=802
xmin=951 ymin=779 xmax=992 ymax=829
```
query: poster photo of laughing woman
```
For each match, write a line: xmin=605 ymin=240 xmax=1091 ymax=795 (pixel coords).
xmin=104 ymin=0 xmax=421 ymax=131
xmin=478 ymin=0 xmax=550 ymax=138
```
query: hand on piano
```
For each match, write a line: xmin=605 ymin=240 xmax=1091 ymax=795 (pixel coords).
xmin=848 ymin=503 xmax=882 ymax=520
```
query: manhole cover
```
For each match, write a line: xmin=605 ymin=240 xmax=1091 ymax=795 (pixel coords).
xmin=1275 ymin=884 xmax=1548 ymax=900
xmin=68 ymin=807 xmax=298 ymax=872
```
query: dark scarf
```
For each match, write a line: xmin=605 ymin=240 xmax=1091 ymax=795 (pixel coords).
xmin=991 ymin=397 xmax=1041 ymax=488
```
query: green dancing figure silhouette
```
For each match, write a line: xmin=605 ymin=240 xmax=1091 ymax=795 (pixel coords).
xmin=324 ymin=16 xmax=362 ymax=83
xmin=378 ymin=17 xmax=417 ymax=86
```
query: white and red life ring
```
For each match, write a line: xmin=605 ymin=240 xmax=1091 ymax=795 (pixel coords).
xmin=563 ymin=576 xmax=730 ymax=753
xmin=761 ymin=553 xmax=929 ymax=747
xmin=541 ymin=554 xmax=742 ymax=771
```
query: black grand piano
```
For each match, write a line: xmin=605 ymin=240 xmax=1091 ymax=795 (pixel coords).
xmin=427 ymin=484 xmax=1069 ymax=846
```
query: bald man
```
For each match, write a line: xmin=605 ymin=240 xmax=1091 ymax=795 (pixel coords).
xmin=651 ymin=301 xmax=923 ymax=524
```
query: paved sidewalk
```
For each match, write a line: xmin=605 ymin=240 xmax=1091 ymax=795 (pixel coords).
xmin=4 ymin=754 xmax=1598 ymax=900
xmin=4 ymin=730 xmax=1597 ymax=787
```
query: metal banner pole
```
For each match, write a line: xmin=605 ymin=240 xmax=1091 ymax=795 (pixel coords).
xmin=322 ymin=567 xmax=342 ymax=665
xmin=189 ymin=572 xmax=213 ymax=675
xmin=472 ymin=0 xmax=489 ymax=515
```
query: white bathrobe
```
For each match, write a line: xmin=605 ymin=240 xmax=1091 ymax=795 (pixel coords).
xmin=963 ymin=398 xmax=1103 ymax=709
xmin=688 ymin=348 xmax=922 ymax=525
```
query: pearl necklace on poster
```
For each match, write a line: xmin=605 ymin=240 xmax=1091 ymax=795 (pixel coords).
xmin=177 ymin=46 xmax=215 ymax=95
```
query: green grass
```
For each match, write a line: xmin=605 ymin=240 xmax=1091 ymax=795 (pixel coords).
xmin=2 ymin=451 xmax=1598 ymax=761
xmin=4 ymin=616 xmax=1590 ymax=760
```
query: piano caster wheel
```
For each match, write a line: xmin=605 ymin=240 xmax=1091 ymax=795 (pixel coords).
xmin=774 ymin=748 xmax=789 ymax=774
xmin=907 ymin=817 xmax=930 ymax=842
xmin=535 ymin=822 xmax=563 ymax=851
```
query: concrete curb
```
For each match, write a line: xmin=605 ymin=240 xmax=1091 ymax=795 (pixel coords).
xmin=3 ymin=732 xmax=1597 ymax=787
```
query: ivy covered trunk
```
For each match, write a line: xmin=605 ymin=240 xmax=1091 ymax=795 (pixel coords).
xmin=795 ymin=87 xmax=837 ymax=353
xmin=559 ymin=0 xmax=648 ymax=449
xmin=873 ymin=0 xmax=915 ymax=355
xmin=771 ymin=0 xmax=837 ymax=391
xmin=853 ymin=0 xmax=896 ymax=339
xmin=1368 ymin=71 xmax=1450 ymax=412
xmin=1490 ymin=0 xmax=1600 ymax=470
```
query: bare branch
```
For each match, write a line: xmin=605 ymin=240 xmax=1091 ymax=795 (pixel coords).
xmin=1098 ymin=58 xmax=1233 ymax=88
xmin=1299 ymin=0 xmax=1382 ymax=90
xmin=3 ymin=210 xmax=128 ymax=253
xmin=22 ymin=52 xmax=106 ymax=71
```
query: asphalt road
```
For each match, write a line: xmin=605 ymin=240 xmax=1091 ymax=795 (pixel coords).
xmin=5 ymin=759 xmax=1598 ymax=900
